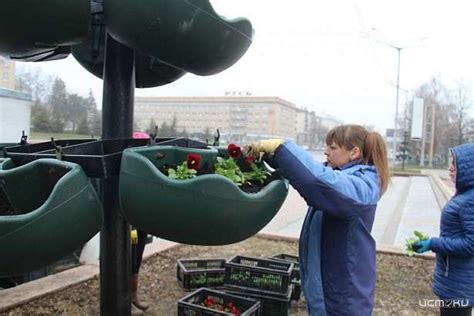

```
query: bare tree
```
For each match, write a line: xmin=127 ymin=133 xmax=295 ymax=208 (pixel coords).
xmin=449 ymin=80 xmax=472 ymax=145
xmin=15 ymin=65 xmax=54 ymax=105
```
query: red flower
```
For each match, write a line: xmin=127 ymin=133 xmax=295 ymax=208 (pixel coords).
xmin=227 ymin=144 xmax=242 ymax=159
xmin=245 ymin=155 xmax=255 ymax=167
xmin=187 ymin=153 xmax=201 ymax=170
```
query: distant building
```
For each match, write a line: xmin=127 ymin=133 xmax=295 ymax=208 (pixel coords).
xmin=319 ymin=115 xmax=342 ymax=130
xmin=0 ymin=57 xmax=15 ymax=90
xmin=296 ymin=108 xmax=320 ymax=149
xmin=135 ymin=96 xmax=311 ymax=144
xmin=0 ymin=88 xmax=32 ymax=143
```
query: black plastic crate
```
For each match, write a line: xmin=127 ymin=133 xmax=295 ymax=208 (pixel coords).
xmin=269 ymin=254 xmax=299 ymax=279
xmin=269 ymin=254 xmax=301 ymax=301
xmin=290 ymin=280 xmax=301 ymax=301
xmin=178 ymin=287 xmax=261 ymax=316
xmin=177 ymin=258 xmax=226 ymax=290
xmin=224 ymin=285 xmax=292 ymax=316
xmin=224 ymin=256 xmax=293 ymax=296
xmin=4 ymin=137 xmax=209 ymax=178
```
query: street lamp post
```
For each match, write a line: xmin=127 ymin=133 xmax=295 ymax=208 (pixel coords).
xmin=368 ymin=32 xmax=426 ymax=164
xmin=392 ymin=46 xmax=402 ymax=164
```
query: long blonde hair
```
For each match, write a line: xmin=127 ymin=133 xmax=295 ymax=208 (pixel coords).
xmin=326 ymin=125 xmax=390 ymax=195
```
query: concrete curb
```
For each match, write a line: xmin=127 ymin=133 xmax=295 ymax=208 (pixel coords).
xmin=0 ymin=241 xmax=178 ymax=313
xmin=422 ymin=170 xmax=454 ymax=201
xmin=376 ymin=243 xmax=435 ymax=260
xmin=0 ymin=264 xmax=99 ymax=312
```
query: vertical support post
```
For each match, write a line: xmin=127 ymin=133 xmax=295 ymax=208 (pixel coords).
xmin=429 ymin=103 xmax=436 ymax=167
xmin=393 ymin=47 xmax=401 ymax=164
xmin=100 ymin=33 xmax=135 ymax=315
xmin=420 ymin=102 xmax=427 ymax=167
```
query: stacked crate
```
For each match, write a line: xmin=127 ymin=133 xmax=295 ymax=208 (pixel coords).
xmin=223 ymin=255 xmax=294 ymax=316
xmin=178 ymin=288 xmax=261 ymax=316
xmin=176 ymin=254 xmax=300 ymax=315
xmin=269 ymin=254 xmax=301 ymax=301
xmin=177 ymin=258 xmax=227 ymax=290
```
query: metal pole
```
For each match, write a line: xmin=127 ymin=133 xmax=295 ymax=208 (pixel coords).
xmin=100 ymin=33 xmax=135 ymax=315
xmin=429 ymin=103 xmax=436 ymax=167
xmin=420 ymin=102 xmax=427 ymax=167
xmin=392 ymin=47 xmax=401 ymax=164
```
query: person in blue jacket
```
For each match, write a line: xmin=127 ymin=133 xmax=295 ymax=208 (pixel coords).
xmin=246 ymin=124 xmax=390 ymax=315
xmin=413 ymin=143 xmax=474 ymax=316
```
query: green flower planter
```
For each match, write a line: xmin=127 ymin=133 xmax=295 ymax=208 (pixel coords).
xmin=0 ymin=158 xmax=102 ymax=277
xmin=72 ymin=23 xmax=186 ymax=88
xmin=119 ymin=146 xmax=288 ymax=245
xmin=105 ymin=0 xmax=253 ymax=75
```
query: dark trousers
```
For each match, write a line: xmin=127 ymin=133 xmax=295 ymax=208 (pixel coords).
xmin=440 ymin=302 xmax=472 ymax=316
xmin=131 ymin=229 xmax=147 ymax=275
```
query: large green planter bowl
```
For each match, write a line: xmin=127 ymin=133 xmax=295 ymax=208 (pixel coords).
xmin=0 ymin=0 xmax=90 ymax=61
xmin=119 ymin=146 xmax=289 ymax=245
xmin=0 ymin=158 xmax=102 ymax=277
xmin=72 ymin=22 xmax=186 ymax=88
xmin=105 ymin=0 xmax=253 ymax=76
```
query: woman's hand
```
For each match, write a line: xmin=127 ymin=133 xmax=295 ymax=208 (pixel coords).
xmin=244 ymin=139 xmax=284 ymax=158
xmin=412 ymin=239 xmax=431 ymax=253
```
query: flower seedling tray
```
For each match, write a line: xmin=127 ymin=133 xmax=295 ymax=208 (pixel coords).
xmin=269 ymin=254 xmax=299 ymax=278
xmin=4 ymin=138 xmax=97 ymax=171
xmin=3 ymin=139 xmax=96 ymax=162
xmin=177 ymin=258 xmax=226 ymax=290
xmin=4 ymin=138 xmax=206 ymax=178
xmin=224 ymin=286 xmax=292 ymax=316
xmin=178 ymin=287 xmax=261 ymax=316
xmin=224 ymin=256 xmax=293 ymax=296
xmin=269 ymin=254 xmax=301 ymax=301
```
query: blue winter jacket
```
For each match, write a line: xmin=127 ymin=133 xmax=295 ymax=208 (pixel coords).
xmin=430 ymin=143 xmax=474 ymax=305
xmin=273 ymin=141 xmax=381 ymax=316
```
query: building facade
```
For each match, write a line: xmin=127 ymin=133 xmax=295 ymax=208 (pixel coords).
xmin=296 ymin=108 xmax=321 ymax=149
xmin=0 ymin=57 xmax=15 ymax=90
xmin=135 ymin=96 xmax=316 ymax=144
xmin=0 ymin=88 xmax=32 ymax=142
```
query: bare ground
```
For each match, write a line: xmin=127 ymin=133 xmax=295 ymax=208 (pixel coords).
xmin=1 ymin=236 xmax=437 ymax=315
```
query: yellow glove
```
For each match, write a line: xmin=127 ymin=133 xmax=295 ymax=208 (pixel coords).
xmin=131 ymin=229 xmax=138 ymax=245
xmin=244 ymin=139 xmax=284 ymax=158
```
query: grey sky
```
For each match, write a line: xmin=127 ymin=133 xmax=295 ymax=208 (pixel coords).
xmin=31 ymin=0 xmax=474 ymax=133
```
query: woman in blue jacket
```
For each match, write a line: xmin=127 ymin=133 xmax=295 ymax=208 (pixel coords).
xmin=414 ymin=143 xmax=474 ymax=315
xmin=246 ymin=124 xmax=390 ymax=315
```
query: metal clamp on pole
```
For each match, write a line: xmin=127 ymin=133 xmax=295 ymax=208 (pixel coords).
xmin=150 ymin=125 xmax=158 ymax=145
xmin=51 ymin=138 xmax=64 ymax=160
xmin=213 ymin=129 xmax=220 ymax=146
xmin=20 ymin=130 xmax=28 ymax=145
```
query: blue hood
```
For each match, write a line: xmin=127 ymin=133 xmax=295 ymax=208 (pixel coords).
xmin=452 ymin=143 xmax=474 ymax=193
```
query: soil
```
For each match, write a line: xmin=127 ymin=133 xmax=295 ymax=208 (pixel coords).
xmin=159 ymin=160 xmax=280 ymax=194
xmin=1 ymin=236 xmax=438 ymax=315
